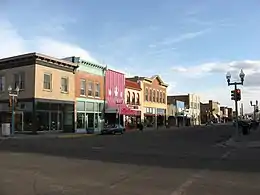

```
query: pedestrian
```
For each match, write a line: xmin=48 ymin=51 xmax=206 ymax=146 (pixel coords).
xmin=139 ymin=122 xmax=143 ymax=131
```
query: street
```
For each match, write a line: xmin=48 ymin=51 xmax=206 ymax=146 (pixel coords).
xmin=0 ymin=125 xmax=260 ymax=195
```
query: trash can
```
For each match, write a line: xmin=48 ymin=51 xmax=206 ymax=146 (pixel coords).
xmin=240 ymin=122 xmax=250 ymax=135
xmin=1 ymin=123 xmax=11 ymax=136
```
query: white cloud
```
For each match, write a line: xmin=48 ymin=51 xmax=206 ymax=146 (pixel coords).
xmin=172 ymin=60 xmax=260 ymax=81
xmin=0 ymin=19 xmax=98 ymax=63
xmin=172 ymin=60 xmax=260 ymax=113
xmin=35 ymin=37 xmax=98 ymax=63
xmin=161 ymin=28 xmax=210 ymax=45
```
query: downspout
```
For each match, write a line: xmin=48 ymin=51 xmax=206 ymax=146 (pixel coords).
xmin=102 ymin=65 xmax=107 ymax=120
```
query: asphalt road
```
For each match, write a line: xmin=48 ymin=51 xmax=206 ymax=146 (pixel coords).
xmin=0 ymin=125 xmax=260 ymax=195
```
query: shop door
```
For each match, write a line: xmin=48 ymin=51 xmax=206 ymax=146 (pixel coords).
xmin=50 ymin=111 xmax=62 ymax=131
xmin=14 ymin=111 xmax=24 ymax=132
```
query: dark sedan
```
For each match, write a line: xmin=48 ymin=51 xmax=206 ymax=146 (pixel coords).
xmin=101 ymin=124 xmax=125 ymax=135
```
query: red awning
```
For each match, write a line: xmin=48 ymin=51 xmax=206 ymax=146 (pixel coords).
xmin=120 ymin=106 xmax=138 ymax=116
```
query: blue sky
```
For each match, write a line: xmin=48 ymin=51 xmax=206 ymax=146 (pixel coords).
xmin=1 ymin=0 xmax=260 ymax=112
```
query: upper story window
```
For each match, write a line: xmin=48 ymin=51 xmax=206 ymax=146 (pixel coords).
xmin=88 ymin=81 xmax=93 ymax=96
xmin=61 ymin=77 xmax=69 ymax=92
xmin=0 ymin=75 xmax=5 ymax=92
xmin=149 ymin=89 xmax=152 ymax=101
xmin=132 ymin=92 xmax=135 ymax=104
xmin=80 ymin=79 xmax=86 ymax=96
xmin=156 ymin=90 xmax=159 ymax=102
xmin=162 ymin=92 xmax=165 ymax=103
xmin=136 ymin=93 xmax=140 ymax=105
xmin=152 ymin=90 xmax=156 ymax=102
xmin=14 ymin=72 xmax=25 ymax=90
xmin=145 ymin=88 xmax=148 ymax=101
xmin=159 ymin=91 xmax=162 ymax=103
xmin=43 ymin=73 xmax=52 ymax=90
xmin=127 ymin=91 xmax=130 ymax=104
xmin=95 ymin=83 xmax=100 ymax=97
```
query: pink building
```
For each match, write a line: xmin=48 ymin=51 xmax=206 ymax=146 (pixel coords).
xmin=105 ymin=69 xmax=135 ymax=125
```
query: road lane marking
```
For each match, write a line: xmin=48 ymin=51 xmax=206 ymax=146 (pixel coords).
xmin=170 ymin=148 xmax=236 ymax=195
xmin=221 ymin=149 xmax=235 ymax=160
xmin=170 ymin=170 xmax=207 ymax=195
xmin=91 ymin=146 xmax=103 ymax=150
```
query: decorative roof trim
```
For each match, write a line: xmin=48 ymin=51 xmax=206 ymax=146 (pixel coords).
xmin=79 ymin=59 xmax=106 ymax=70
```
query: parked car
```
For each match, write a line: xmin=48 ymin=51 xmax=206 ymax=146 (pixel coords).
xmin=101 ymin=124 xmax=125 ymax=135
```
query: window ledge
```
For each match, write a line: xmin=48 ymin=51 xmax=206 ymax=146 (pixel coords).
xmin=43 ymin=89 xmax=52 ymax=92
xmin=80 ymin=95 xmax=86 ymax=97
xmin=61 ymin=91 xmax=69 ymax=94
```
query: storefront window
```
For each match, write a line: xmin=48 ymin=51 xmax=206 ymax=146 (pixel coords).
xmin=77 ymin=113 xmax=85 ymax=129
xmin=64 ymin=112 xmax=73 ymax=125
xmin=77 ymin=101 xmax=85 ymax=111
xmin=36 ymin=102 xmax=50 ymax=110
xmin=99 ymin=103 xmax=104 ymax=112
xmin=36 ymin=111 xmax=49 ymax=131
xmin=86 ymin=102 xmax=94 ymax=112
xmin=64 ymin=104 xmax=74 ymax=112
xmin=94 ymin=102 xmax=99 ymax=112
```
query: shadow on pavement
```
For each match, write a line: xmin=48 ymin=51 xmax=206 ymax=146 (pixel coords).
xmin=0 ymin=125 xmax=259 ymax=173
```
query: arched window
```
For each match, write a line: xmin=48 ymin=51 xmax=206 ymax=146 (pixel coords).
xmin=162 ymin=92 xmax=165 ymax=103
xmin=153 ymin=90 xmax=156 ymax=102
xmin=145 ymin=88 xmax=148 ymax=101
xmin=136 ymin=93 xmax=140 ymax=105
xmin=159 ymin=91 xmax=162 ymax=103
xmin=132 ymin=92 xmax=135 ymax=104
xmin=157 ymin=90 xmax=159 ymax=102
xmin=127 ymin=91 xmax=130 ymax=104
xmin=149 ymin=89 xmax=152 ymax=101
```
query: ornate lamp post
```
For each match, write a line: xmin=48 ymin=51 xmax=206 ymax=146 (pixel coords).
xmin=250 ymin=100 xmax=258 ymax=120
xmin=226 ymin=69 xmax=245 ymax=138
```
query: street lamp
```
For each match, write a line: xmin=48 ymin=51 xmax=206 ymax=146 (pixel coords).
xmin=8 ymin=85 xmax=19 ymax=135
xmin=250 ymin=100 xmax=258 ymax=120
xmin=226 ymin=69 xmax=245 ymax=139
xmin=115 ymin=97 xmax=123 ymax=126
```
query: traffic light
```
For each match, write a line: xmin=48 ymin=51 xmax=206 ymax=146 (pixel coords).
xmin=231 ymin=90 xmax=235 ymax=100
xmin=236 ymin=89 xmax=241 ymax=101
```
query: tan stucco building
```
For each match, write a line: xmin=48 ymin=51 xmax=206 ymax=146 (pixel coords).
xmin=0 ymin=53 xmax=78 ymax=133
xmin=127 ymin=75 xmax=168 ymax=127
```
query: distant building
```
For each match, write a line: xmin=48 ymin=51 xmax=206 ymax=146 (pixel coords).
xmin=220 ymin=106 xmax=229 ymax=123
xmin=200 ymin=100 xmax=221 ymax=124
xmin=168 ymin=94 xmax=201 ymax=125
xmin=167 ymin=97 xmax=186 ymax=126
xmin=228 ymin=107 xmax=233 ymax=121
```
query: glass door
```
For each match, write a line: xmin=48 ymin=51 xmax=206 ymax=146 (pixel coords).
xmin=77 ymin=112 xmax=85 ymax=129
xmin=58 ymin=112 xmax=63 ymax=130
xmin=50 ymin=112 xmax=58 ymax=131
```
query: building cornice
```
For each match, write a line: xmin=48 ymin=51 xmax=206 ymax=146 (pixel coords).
xmin=0 ymin=52 xmax=79 ymax=73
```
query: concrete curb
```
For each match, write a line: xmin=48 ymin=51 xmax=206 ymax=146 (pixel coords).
xmin=57 ymin=134 xmax=98 ymax=139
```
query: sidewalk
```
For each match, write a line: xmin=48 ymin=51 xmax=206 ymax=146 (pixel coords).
xmin=223 ymin=127 xmax=260 ymax=148
xmin=0 ymin=132 xmax=98 ymax=140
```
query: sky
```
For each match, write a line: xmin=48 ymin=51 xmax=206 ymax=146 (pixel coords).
xmin=0 ymin=0 xmax=260 ymax=113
